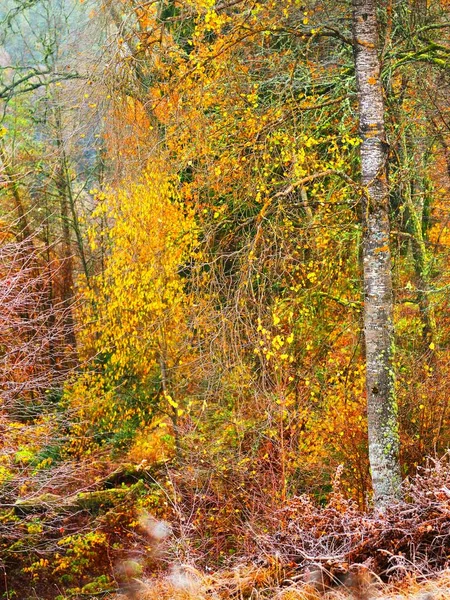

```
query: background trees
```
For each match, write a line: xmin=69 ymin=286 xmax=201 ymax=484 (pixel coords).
xmin=0 ymin=0 xmax=449 ymax=596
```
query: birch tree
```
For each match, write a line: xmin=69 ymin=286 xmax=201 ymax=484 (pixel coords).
xmin=352 ymin=0 xmax=401 ymax=506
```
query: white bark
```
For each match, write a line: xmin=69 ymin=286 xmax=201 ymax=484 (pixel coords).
xmin=352 ymin=0 xmax=401 ymax=506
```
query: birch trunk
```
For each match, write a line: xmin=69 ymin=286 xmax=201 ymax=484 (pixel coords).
xmin=352 ymin=0 xmax=401 ymax=506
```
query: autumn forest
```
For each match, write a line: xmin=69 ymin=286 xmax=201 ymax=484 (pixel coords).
xmin=1 ymin=0 xmax=450 ymax=598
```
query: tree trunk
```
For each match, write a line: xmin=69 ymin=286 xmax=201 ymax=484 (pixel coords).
xmin=54 ymin=108 xmax=77 ymax=350
xmin=0 ymin=142 xmax=34 ymax=244
xmin=404 ymin=176 xmax=436 ymax=352
xmin=389 ymin=82 xmax=436 ymax=354
xmin=352 ymin=0 xmax=401 ymax=507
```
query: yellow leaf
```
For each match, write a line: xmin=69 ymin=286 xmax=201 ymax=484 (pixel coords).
xmin=165 ymin=394 xmax=178 ymax=409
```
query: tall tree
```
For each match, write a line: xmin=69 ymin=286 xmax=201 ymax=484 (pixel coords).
xmin=352 ymin=0 xmax=401 ymax=506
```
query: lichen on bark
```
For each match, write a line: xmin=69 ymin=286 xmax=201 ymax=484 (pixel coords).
xmin=352 ymin=0 xmax=402 ymax=507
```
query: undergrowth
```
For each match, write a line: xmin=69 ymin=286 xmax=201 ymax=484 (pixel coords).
xmin=3 ymin=453 xmax=450 ymax=599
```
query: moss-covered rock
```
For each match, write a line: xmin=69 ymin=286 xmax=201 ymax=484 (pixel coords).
xmin=14 ymin=480 xmax=146 ymax=515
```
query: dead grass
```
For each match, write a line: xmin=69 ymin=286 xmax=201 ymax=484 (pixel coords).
xmin=111 ymin=566 xmax=450 ymax=600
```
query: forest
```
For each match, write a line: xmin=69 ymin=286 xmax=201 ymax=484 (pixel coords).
xmin=0 ymin=0 xmax=449 ymax=598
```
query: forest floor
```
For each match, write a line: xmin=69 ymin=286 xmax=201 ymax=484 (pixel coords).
xmin=5 ymin=454 xmax=450 ymax=599
xmin=99 ymin=455 xmax=450 ymax=600
xmin=110 ymin=567 xmax=450 ymax=599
